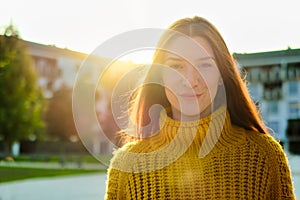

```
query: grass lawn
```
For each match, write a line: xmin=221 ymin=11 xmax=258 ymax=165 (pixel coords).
xmin=0 ymin=166 xmax=105 ymax=184
xmin=12 ymin=154 xmax=112 ymax=164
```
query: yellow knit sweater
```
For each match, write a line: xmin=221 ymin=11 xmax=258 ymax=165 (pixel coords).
xmin=105 ymin=106 xmax=295 ymax=199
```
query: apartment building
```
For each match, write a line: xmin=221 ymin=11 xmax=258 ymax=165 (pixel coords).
xmin=234 ymin=48 xmax=300 ymax=154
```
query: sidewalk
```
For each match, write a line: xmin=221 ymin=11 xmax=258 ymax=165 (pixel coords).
xmin=0 ymin=172 xmax=106 ymax=200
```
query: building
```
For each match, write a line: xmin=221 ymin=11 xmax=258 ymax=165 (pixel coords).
xmin=23 ymin=40 xmax=120 ymax=155
xmin=234 ymin=48 xmax=300 ymax=154
xmin=25 ymin=41 xmax=88 ymax=98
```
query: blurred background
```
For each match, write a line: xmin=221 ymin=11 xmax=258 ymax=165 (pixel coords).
xmin=0 ymin=0 xmax=299 ymax=199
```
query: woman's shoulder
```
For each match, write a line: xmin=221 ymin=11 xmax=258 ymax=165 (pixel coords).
xmin=245 ymin=129 xmax=281 ymax=146
xmin=243 ymin=128 xmax=286 ymax=158
xmin=109 ymin=138 xmax=170 ymax=173
xmin=111 ymin=140 xmax=143 ymax=160
xmin=110 ymin=139 xmax=154 ymax=162
xmin=108 ymin=141 xmax=141 ymax=173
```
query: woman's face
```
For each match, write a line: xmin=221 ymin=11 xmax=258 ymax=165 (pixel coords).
xmin=162 ymin=36 xmax=222 ymax=121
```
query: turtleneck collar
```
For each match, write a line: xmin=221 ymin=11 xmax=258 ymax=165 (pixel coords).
xmin=159 ymin=105 xmax=227 ymax=128
xmin=111 ymin=105 xmax=246 ymax=173
xmin=155 ymin=105 xmax=246 ymax=158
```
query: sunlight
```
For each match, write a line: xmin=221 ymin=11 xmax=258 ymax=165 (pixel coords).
xmin=119 ymin=49 xmax=155 ymax=64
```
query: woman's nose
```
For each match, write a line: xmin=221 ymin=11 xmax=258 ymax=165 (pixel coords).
xmin=183 ymin=65 xmax=201 ymax=88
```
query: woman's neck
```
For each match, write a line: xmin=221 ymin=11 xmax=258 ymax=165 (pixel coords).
xmin=170 ymin=104 xmax=216 ymax=121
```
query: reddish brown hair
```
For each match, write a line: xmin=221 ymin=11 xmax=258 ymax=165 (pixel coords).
xmin=128 ymin=16 xmax=269 ymax=139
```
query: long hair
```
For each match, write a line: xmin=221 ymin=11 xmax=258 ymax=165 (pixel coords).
xmin=128 ymin=16 xmax=269 ymax=139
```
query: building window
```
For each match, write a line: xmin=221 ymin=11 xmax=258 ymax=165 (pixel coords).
xmin=247 ymin=67 xmax=260 ymax=82
xmin=263 ymin=82 xmax=282 ymax=100
xmin=289 ymin=101 xmax=300 ymax=118
xmin=287 ymin=119 xmax=300 ymax=154
xmin=287 ymin=62 xmax=300 ymax=80
xmin=288 ymin=81 xmax=299 ymax=96
xmin=269 ymin=65 xmax=281 ymax=81
xmin=33 ymin=56 xmax=57 ymax=78
xmin=267 ymin=101 xmax=279 ymax=115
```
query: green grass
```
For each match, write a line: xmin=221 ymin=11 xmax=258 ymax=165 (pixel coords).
xmin=0 ymin=166 xmax=105 ymax=184
xmin=12 ymin=154 xmax=112 ymax=164
xmin=0 ymin=154 xmax=111 ymax=183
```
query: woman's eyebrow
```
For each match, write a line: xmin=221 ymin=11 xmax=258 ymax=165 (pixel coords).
xmin=196 ymin=56 xmax=215 ymax=61
xmin=163 ymin=56 xmax=183 ymax=63
xmin=163 ymin=56 xmax=215 ymax=63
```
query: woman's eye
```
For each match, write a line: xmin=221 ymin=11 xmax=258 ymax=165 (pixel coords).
xmin=197 ymin=62 xmax=213 ymax=69
xmin=169 ymin=64 xmax=184 ymax=70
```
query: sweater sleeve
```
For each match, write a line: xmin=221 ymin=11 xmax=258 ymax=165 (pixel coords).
xmin=105 ymin=143 xmax=137 ymax=200
xmin=104 ymin=167 xmax=128 ymax=200
xmin=262 ymin=135 xmax=295 ymax=199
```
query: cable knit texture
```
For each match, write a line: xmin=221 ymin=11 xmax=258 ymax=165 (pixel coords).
xmin=105 ymin=106 xmax=295 ymax=199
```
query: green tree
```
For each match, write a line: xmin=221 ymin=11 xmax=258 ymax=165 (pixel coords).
xmin=0 ymin=24 xmax=45 ymax=153
xmin=44 ymin=85 xmax=78 ymax=141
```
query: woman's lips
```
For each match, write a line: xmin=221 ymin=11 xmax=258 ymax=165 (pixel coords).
xmin=179 ymin=93 xmax=202 ymax=99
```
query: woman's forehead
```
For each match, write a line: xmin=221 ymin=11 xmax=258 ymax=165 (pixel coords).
xmin=162 ymin=36 xmax=215 ymax=62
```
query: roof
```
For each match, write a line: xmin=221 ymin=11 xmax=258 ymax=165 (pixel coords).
xmin=233 ymin=48 xmax=300 ymax=67
xmin=233 ymin=48 xmax=300 ymax=59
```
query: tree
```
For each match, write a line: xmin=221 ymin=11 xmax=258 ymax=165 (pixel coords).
xmin=0 ymin=24 xmax=45 ymax=153
xmin=44 ymin=85 xmax=78 ymax=141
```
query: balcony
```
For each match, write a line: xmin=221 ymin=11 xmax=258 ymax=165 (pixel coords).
xmin=263 ymin=88 xmax=282 ymax=101
xmin=263 ymin=82 xmax=282 ymax=101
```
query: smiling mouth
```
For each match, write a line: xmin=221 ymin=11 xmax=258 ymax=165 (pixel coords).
xmin=179 ymin=93 xmax=202 ymax=99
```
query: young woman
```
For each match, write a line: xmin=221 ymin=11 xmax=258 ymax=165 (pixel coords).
xmin=105 ymin=16 xmax=295 ymax=199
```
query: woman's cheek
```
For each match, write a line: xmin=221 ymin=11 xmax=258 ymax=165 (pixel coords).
xmin=163 ymin=74 xmax=180 ymax=91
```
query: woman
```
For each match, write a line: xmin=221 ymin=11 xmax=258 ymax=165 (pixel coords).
xmin=105 ymin=16 xmax=295 ymax=199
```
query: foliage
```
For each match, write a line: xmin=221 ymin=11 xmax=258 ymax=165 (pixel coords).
xmin=44 ymin=85 xmax=77 ymax=141
xmin=0 ymin=24 xmax=45 ymax=150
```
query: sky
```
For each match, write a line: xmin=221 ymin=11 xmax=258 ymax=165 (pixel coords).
xmin=1 ymin=0 xmax=300 ymax=63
